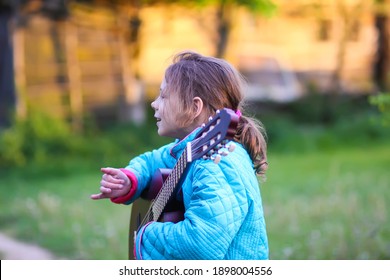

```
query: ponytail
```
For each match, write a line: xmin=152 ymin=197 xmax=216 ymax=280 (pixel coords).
xmin=234 ymin=113 xmax=268 ymax=178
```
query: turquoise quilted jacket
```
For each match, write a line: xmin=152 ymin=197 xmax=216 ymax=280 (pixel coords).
xmin=123 ymin=130 xmax=268 ymax=260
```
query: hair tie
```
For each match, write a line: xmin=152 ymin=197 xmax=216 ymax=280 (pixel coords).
xmin=235 ymin=109 xmax=242 ymax=118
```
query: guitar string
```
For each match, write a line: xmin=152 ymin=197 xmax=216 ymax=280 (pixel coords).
xmin=152 ymin=151 xmax=186 ymax=219
xmin=137 ymin=150 xmax=188 ymax=230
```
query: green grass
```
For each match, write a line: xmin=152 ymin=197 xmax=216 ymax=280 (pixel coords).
xmin=0 ymin=143 xmax=388 ymax=259
xmin=264 ymin=145 xmax=390 ymax=259
xmin=0 ymin=172 xmax=130 ymax=259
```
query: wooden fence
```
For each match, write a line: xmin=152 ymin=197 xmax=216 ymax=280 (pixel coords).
xmin=13 ymin=8 xmax=145 ymax=130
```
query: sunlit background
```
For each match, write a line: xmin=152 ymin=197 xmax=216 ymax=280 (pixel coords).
xmin=0 ymin=0 xmax=389 ymax=260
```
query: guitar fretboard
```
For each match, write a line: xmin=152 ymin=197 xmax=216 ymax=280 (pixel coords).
xmin=138 ymin=147 xmax=189 ymax=229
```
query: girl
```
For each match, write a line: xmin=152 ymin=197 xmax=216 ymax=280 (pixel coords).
xmin=91 ymin=51 xmax=269 ymax=260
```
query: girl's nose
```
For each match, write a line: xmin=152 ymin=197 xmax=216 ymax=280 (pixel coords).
xmin=151 ymin=99 xmax=157 ymax=110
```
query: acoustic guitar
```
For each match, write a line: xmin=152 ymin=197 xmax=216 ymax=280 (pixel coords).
xmin=128 ymin=108 xmax=239 ymax=259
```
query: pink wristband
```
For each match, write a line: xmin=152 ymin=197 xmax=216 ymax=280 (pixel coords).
xmin=110 ymin=168 xmax=138 ymax=204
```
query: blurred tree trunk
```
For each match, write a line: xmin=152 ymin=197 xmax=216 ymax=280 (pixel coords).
xmin=195 ymin=0 xmax=275 ymax=59
xmin=215 ymin=0 xmax=232 ymax=58
xmin=117 ymin=0 xmax=145 ymax=124
xmin=65 ymin=21 xmax=83 ymax=132
xmin=42 ymin=0 xmax=69 ymax=78
xmin=0 ymin=5 xmax=16 ymax=128
xmin=128 ymin=0 xmax=142 ymax=79
xmin=373 ymin=0 xmax=389 ymax=92
xmin=332 ymin=1 xmax=364 ymax=94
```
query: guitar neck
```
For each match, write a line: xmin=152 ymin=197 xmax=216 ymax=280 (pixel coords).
xmin=140 ymin=148 xmax=190 ymax=227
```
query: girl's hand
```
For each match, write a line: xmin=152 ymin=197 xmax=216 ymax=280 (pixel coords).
xmin=90 ymin=167 xmax=131 ymax=200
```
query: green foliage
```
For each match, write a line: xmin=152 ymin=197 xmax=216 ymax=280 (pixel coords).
xmin=143 ymin=0 xmax=277 ymax=15
xmin=0 ymin=110 xmax=72 ymax=167
xmin=254 ymin=95 xmax=390 ymax=155
xmin=369 ymin=92 xmax=390 ymax=126
xmin=0 ymin=107 xmax=169 ymax=178
xmin=237 ymin=0 xmax=277 ymax=15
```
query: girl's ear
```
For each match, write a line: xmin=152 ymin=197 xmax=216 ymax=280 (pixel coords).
xmin=192 ymin=97 xmax=204 ymax=119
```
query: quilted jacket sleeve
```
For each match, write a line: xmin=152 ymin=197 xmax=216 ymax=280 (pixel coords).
xmin=122 ymin=141 xmax=176 ymax=205
xmin=134 ymin=158 xmax=248 ymax=259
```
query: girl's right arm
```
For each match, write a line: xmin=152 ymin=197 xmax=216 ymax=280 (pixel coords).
xmin=118 ymin=142 xmax=175 ymax=204
xmin=91 ymin=142 xmax=176 ymax=204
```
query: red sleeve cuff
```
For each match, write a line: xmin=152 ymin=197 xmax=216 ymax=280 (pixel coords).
xmin=110 ymin=168 xmax=138 ymax=204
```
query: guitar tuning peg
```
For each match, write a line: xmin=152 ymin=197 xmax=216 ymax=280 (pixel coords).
xmin=216 ymin=109 xmax=220 ymax=113
xmin=208 ymin=116 xmax=213 ymax=122
xmin=218 ymin=149 xmax=229 ymax=156
xmin=227 ymin=142 xmax=236 ymax=152
xmin=212 ymin=154 xmax=221 ymax=164
xmin=201 ymin=123 xmax=206 ymax=127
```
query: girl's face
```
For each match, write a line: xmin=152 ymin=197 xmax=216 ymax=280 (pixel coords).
xmin=151 ymin=79 xmax=194 ymax=139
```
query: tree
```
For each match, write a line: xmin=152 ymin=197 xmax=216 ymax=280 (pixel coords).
xmin=373 ymin=0 xmax=389 ymax=92
xmin=0 ymin=1 xmax=17 ymax=128
xmin=172 ymin=0 xmax=276 ymax=58
xmin=331 ymin=0 xmax=366 ymax=94
xmin=140 ymin=0 xmax=276 ymax=58
xmin=0 ymin=0 xmax=70 ymax=129
xmin=212 ymin=0 xmax=276 ymax=58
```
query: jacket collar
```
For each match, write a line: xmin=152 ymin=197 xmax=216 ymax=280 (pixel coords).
xmin=169 ymin=127 xmax=201 ymax=159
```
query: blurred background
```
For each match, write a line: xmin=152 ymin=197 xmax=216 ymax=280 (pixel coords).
xmin=0 ymin=0 xmax=389 ymax=260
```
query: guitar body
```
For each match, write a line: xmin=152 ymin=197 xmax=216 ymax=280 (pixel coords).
xmin=128 ymin=168 xmax=184 ymax=259
xmin=128 ymin=195 xmax=150 ymax=259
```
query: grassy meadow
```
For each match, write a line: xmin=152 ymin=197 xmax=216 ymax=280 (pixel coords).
xmin=265 ymin=145 xmax=389 ymax=259
xmin=0 ymin=97 xmax=389 ymax=260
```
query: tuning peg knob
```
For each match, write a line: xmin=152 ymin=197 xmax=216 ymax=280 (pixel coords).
xmin=208 ymin=116 xmax=213 ymax=122
xmin=218 ymin=148 xmax=229 ymax=156
xmin=227 ymin=142 xmax=236 ymax=152
xmin=212 ymin=154 xmax=221 ymax=164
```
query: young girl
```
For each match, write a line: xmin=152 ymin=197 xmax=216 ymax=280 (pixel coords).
xmin=91 ymin=51 xmax=269 ymax=260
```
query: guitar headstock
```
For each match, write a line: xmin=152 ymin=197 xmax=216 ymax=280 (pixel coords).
xmin=188 ymin=108 xmax=239 ymax=163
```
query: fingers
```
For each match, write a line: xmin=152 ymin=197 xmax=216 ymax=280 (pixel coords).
xmin=92 ymin=167 xmax=128 ymax=201
xmin=100 ymin=177 xmax=124 ymax=190
xmin=100 ymin=167 xmax=125 ymax=190
xmin=101 ymin=167 xmax=120 ymax=176
xmin=101 ymin=174 xmax=124 ymax=185
xmin=101 ymin=167 xmax=126 ymax=184
xmin=90 ymin=192 xmax=105 ymax=200
xmin=91 ymin=185 xmax=112 ymax=199
xmin=100 ymin=182 xmax=124 ymax=192
xmin=90 ymin=186 xmax=114 ymax=200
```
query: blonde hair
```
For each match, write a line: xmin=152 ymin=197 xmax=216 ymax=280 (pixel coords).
xmin=164 ymin=51 xmax=268 ymax=176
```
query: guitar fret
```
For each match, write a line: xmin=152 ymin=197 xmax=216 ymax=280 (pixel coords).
xmin=150 ymin=150 xmax=188 ymax=222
